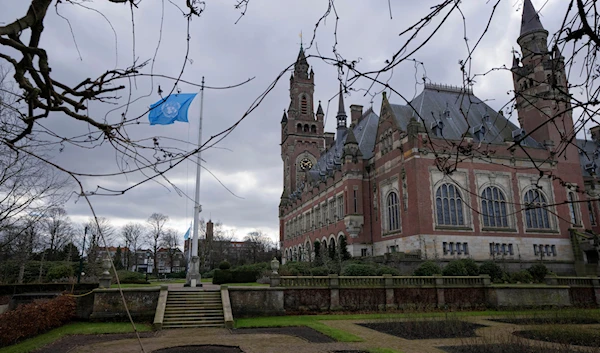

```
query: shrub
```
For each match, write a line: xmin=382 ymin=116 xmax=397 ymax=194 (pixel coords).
xmin=202 ymin=269 xmax=215 ymax=278
xmin=510 ymin=270 xmax=534 ymax=284
xmin=114 ymin=270 xmax=148 ymax=284
xmin=218 ymin=261 xmax=231 ymax=270
xmin=341 ymin=263 xmax=377 ymax=276
xmin=459 ymin=258 xmax=479 ymax=276
xmin=376 ymin=266 xmax=401 ymax=276
xmin=442 ymin=260 xmax=468 ymax=276
xmin=212 ymin=269 xmax=260 ymax=284
xmin=279 ymin=262 xmax=312 ymax=276
xmin=479 ymin=261 xmax=504 ymax=282
xmin=0 ymin=295 xmax=76 ymax=347
xmin=46 ymin=264 xmax=74 ymax=282
xmin=310 ymin=266 xmax=330 ymax=276
xmin=527 ymin=263 xmax=548 ymax=283
xmin=166 ymin=271 xmax=186 ymax=279
xmin=413 ymin=261 xmax=441 ymax=276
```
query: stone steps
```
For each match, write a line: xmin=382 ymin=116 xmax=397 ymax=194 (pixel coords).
xmin=162 ymin=290 xmax=225 ymax=329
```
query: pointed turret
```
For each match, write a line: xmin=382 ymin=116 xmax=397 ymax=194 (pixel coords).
xmin=520 ymin=0 xmax=546 ymax=37
xmin=294 ymin=46 xmax=309 ymax=79
xmin=336 ymin=83 xmax=347 ymax=129
xmin=281 ymin=110 xmax=288 ymax=124
xmin=512 ymin=52 xmax=520 ymax=68
xmin=316 ymin=101 xmax=324 ymax=116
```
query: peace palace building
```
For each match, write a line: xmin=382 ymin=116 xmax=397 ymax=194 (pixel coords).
xmin=278 ymin=0 xmax=600 ymax=274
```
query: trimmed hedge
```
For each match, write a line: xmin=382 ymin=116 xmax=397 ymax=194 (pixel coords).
xmin=212 ymin=269 xmax=260 ymax=285
xmin=0 ymin=295 xmax=76 ymax=347
xmin=479 ymin=261 xmax=504 ymax=282
xmin=413 ymin=261 xmax=441 ymax=276
xmin=341 ymin=264 xmax=377 ymax=276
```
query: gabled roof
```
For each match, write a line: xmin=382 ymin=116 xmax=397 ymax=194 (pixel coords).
xmin=389 ymin=83 xmax=541 ymax=148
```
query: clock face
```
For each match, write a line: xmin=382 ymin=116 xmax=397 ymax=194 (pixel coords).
xmin=299 ymin=157 xmax=313 ymax=171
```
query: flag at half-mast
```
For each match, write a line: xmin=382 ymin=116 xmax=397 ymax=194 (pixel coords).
xmin=149 ymin=93 xmax=197 ymax=125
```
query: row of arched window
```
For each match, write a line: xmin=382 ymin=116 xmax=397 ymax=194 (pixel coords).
xmin=383 ymin=182 xmax=565 ymax=232
xmin=296 ymin=123 xmax=317 ymax=133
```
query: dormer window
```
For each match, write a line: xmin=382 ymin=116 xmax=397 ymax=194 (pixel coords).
xmin=472 ymin=124 xmax=486 ymax=141
xmin=483 ymin=114 xmax=491 ymax=125
xmin=431 ymin=120 xmax=444 ymax=137
xmin=512 ymin=128 xmax=526 ymax=142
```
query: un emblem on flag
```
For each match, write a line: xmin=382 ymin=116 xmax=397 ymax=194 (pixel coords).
xmin=162 ymin=101 xmax=181 ymax=118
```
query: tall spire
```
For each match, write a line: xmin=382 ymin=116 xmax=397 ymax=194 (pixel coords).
xmin=294 ymin=45 xmax=309 ymax=79
xmin=336 ymin=83 xmax=347 ymax=129
xmin=520 ymin=0 xmax=545 ymax=37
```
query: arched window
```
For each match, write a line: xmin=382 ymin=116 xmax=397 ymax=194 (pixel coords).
xmin=568 ymin=191 xmax=579 ymax=225
xmin=296 ymin=123 xmax=302 ymax=133
xmin=523 ymin=189 xmax=551 ymax=229
xmin=481 ymin=186 xmax=508 ymax=227
xmin=435 ymin=183 xmax=465 ymax=226
xmin=300 ymin=95 xmax=308 ymax=115
xmin=387 ymin=191 xmax=400 ymax=231
xmin=311 ymin=125 xmax=317 ymax=133
xmin=303 ymin=124 xmax=309 ymax=132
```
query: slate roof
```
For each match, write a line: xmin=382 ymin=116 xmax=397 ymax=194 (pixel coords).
xmin=390 ymin=83 xmax=542 ymax=148
xmin=303 ymin=108 xmax=379 ymax=187
xmin=576 ymin=139 xmax=600 ymax=178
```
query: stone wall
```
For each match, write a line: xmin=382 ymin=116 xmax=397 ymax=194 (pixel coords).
xmin=228 ymin=287 xmax=284 ymax=317
xmin=90 ymin=287 xmax=160 ymax=321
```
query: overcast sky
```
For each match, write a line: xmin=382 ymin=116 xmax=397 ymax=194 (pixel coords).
xmin=2 ymin=1 xmax=569 ymax=245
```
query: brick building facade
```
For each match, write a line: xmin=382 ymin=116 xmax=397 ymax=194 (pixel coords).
xmin=279 ymin=0 xmax=600 ymax=275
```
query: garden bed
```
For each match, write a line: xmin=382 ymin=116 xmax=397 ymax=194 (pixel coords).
xmin=35 ymin=332 xmax=156 ymax=353
xmin=231 ymin=326 xmax=335 ymax=343
xmin=359 ymin=320 xmax=485 ymax=339
xmin=153 ymin=345 xmax=244 ymax=353
xmin=514 ymin=327 xmax=600 ymax=347
xmin=441 ymin=343 xmax=582 ymax=353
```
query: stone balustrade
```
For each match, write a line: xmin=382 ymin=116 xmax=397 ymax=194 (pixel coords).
xmin=273 ymin=274 xmax=491 ymax=288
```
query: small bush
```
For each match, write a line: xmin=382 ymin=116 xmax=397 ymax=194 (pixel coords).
xmin=0 ymin=295 xmax=76 ymax=347
xmin=218 ymin=261 xmax=231 ymax=270
xmin=166 ymin=271 xmax=186 ymax=279
xmin=479 ymin=261 xmax=504 ymax=282
xmin=212 ymin=269 xmax=260 ymax=284
xmin=46 ymin=264 xmax=74 ymax=282
xmin=279 ymin=262 xmax=312 ymax=276
xmin=459 ymin=258 xmax=479 ymax=276
xmin=442 ymin=260 xmax=468 ymax=276
xmin=310 ymin=266 xmax=330 ymax=276
xmin=341 ymin=263 xmax=377 ymax=276
xmin=527 ymin=263 xmax=548 ymax=283
xmin=376 ymin=266 xmax=401 ymax=276
xmin=413 ymin=261 xmax=441 ymax=276
xmin=510 ymin=270 xmax=534 ymax=284
xmin=114 ymin=270 xmax=148 ymax=284
xmin=202 ymin=269 xmax=215 ymax=278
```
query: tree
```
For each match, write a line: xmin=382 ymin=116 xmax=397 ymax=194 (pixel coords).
xmin=147 ymin=213 xmax=169 ymax=275
xmin=113 ymin=246 xmax=124 ymax=270
xmin=42 ymin=207 xmax=74 ymax=261
xmin=84 ymin=217 xmax=115 ymax=276
xmin=161 ymin=228 xmax=180 ymax=273
xmin=121 ymin=222 xmax=145 ymax=271
xmin=338 ymin=235 xmax=351 ymax=261
xmin=244 ymin=230 xmax=275 ymax=264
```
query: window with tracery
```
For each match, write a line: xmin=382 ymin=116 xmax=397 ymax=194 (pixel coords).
xmin=435 ymin=183 xmax=465 ymax=226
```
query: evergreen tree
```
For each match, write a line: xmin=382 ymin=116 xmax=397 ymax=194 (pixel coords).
xmin=114 ymin=246 xmax=124 ymax=270
xmin=338 ymin=235 xmax=351 ymax=261
xmin=313 ymin=241 xmax=323 ymax=266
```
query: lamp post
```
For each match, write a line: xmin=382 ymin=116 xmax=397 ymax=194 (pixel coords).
xmin=77 ymin=226 xmax=88 ymax=284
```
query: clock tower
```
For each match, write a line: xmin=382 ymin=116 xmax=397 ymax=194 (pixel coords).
xmin=280 ymin=45 xmax=325 ymax=212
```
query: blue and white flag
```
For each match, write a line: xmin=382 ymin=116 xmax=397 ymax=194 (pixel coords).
xmin=149 ymin=93 xmax=197 ymax=125
xmin=183 ymin=226 xmax=191 ymax=241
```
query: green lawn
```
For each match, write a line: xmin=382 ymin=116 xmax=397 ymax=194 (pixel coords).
xmin=0 ymin=322 xmax=152 ymax=353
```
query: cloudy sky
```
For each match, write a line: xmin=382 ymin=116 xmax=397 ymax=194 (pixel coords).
xmin=2 ymin=0 xmax=569 ymax=245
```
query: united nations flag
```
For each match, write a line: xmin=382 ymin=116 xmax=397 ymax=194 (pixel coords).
xmin=148 ymin=93 xmax=197 ymax=125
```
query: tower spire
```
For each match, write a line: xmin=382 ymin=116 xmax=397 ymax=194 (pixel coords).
xmin=336 ymin=83 xmax=347 ymax=129
xmin=520 ymin=0 xmax=545 ymax=37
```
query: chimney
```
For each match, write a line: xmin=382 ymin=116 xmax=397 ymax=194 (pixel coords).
xmin=206 ymin=220 xmax=214 ymax=242
xmin=350 ymin=105 xmax=363 ymax=126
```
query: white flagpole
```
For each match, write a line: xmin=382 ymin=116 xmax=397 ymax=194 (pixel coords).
xmin=188 ymin=77 xmax=204 ymax=287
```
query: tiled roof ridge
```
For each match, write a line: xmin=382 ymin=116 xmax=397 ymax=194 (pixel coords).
xmin=425 ymin=82 xmax=473 ymax=95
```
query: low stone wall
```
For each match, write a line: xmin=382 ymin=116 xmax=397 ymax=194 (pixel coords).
xmin=489 ymin=286 xmax=571 ymax=307
xmin=90 ymin=287 xmax=160 ymax=321
xmin=0 ymin=283 xmax=99 ymax=296
xmin=228 ymin=287 xmax=284 ymax=317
